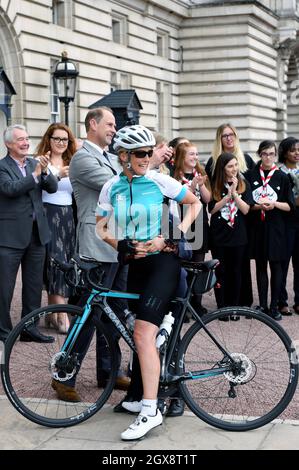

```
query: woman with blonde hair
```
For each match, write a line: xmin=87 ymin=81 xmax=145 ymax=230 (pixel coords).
xmin=206 ymin=123 xmax=255 ymax=308
xmin=36 ymin=123 xmax=77 ymax=333
xmin=206 ymin=123 xmax=255 ymax=180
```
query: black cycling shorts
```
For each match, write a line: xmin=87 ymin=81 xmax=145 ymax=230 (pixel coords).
xmin=127 ymin=252 xmax=181 ymax=327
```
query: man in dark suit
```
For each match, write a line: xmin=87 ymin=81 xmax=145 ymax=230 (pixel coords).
xmin=0 ymin=124 xmax=58 ymax=343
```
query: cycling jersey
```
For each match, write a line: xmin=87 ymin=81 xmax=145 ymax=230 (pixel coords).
xmin=96 ymin=170 xmax=187 ymax=241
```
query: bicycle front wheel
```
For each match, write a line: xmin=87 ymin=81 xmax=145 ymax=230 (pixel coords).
xmin=177 ymin=307 xmax=298 ymax=431
xmin=1 ymin=304 xmax=118 ymax=427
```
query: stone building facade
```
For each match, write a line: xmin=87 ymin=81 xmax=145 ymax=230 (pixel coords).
xmin=0 ymin=0 xmax=299 ymax=159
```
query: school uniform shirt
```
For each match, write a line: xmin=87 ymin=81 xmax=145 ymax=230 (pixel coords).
xmin=208 ymin=179 xmax=253 ymax=248
xmin=246 ymin=162 xmax=295 ymax=262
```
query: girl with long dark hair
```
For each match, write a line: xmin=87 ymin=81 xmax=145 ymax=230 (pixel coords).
xmin=209 ymin=152 xmax=253 ymax=317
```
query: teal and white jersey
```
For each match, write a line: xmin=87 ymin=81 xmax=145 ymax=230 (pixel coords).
xmin=96 ymin=170 xmax=188 ymax=241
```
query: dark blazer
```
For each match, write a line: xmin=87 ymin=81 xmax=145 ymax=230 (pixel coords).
xmin=0 ymin=155 xmax=58 ymax=248
xmin=69 ymin=141 xmax=120 ymax=262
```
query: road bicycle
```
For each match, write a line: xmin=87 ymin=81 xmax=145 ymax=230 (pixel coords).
xmin=1 ymin=255 xmax=298 ymax=431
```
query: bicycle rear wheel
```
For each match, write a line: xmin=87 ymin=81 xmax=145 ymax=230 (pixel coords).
xmin=177 ymin=307 xmax=298 ymax=431
xmin=1 ymin=304 xmax=118 ymax=427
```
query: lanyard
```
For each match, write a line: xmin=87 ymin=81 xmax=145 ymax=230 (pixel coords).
xmin=259 ymin=165 xmax=278 ymax=221
xmin=224 ymin=183 xmax=237 ymax=228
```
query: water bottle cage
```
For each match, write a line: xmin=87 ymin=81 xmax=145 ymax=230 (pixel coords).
xmin=159 ymin=341 xmax=168 ymax=354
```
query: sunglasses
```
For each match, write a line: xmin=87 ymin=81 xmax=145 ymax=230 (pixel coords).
xmin=129 ymin=149 xmax=154 ymax=158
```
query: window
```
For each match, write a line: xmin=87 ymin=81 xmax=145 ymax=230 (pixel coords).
xmin=110 ymin=71 xmax=130 ymax=92
xmin=112 ymin=19 xmax=121 ymax=43
xmin=52 ymin=0 xmax=73 ymax=28
xmin=156 ymin=81 xmax=171 ymax=136
xmin=111 ymin=12 xmax=127 ymax=45
xmin=157 ymin=29 xmax=169 ymax=58
xmin=120 ymin=73 xmax=130 ymax=89
xmin=157 ymin=35 xmax=163 ymax=57
xmin=110 ymin=71 xmax=119 ymax=92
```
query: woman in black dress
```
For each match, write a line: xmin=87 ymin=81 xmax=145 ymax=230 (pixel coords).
xmin=209 ymin=152 xmax=253 ymax=319
xmin=247 ymin=140 xmax=295 ymax=321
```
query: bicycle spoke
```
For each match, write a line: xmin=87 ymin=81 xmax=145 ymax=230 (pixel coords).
xmin=178 ymin=309 xmax=298 ymax=431
xmin=2 ymin=305 xmax=118 ymax=427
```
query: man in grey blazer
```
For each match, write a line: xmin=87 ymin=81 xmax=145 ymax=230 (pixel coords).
xmin=0 ymin=124 xmax=58 ymax=343
xmin=65 ymin=107 xmax=129 ymax=399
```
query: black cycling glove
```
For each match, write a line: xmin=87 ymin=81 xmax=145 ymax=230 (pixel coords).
xmin=117 ymin=239 xmax=137 ymax=265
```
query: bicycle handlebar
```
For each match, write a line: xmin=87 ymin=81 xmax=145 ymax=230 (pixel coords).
xmin=50 ymin=255 xmax=105 ymax=291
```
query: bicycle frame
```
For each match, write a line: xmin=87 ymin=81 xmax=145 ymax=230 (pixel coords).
xmin=59 ymin=272 xmax=236 ymax=385
xmin=159 ymin=274 xmax=235 ymax=384
xmin=61 ymin=289 xmax=139 ymax=355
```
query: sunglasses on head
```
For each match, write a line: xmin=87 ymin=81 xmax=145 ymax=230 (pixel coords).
xmin=129 ymin=149 xmax=154 ymax=158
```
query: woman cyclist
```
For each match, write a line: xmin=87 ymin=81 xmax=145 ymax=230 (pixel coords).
xmin=96 ymin=125 xmax=200 ymax=441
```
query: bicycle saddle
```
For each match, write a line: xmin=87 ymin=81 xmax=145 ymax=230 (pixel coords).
xmin=181 ymin=259 xmax=219 ymax=272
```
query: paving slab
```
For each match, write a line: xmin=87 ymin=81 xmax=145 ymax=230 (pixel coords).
xmin=1 ymin=396 xmax=299 ymax=451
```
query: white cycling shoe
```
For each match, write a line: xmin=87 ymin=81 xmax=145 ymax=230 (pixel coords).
xmin=121 ymin=410 xmax=163 ymax=440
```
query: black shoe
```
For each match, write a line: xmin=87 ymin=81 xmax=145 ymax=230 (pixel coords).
xmin=278 ymin=306 xmax=292 ymax=316
xmin=255 ymin=305 xmax=268 ymax=314
xmin=219 ymin=316 xmax=229 ymax=322
xmin=19 ymin=326 xmax=55 ymax=343
xmin=268 ymin=308 xmax=282 ymax=321
xmin=166 ymin=398 xmax=184 ymax=417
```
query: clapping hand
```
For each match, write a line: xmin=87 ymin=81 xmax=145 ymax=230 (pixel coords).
xmin=258 ymin=196 xmax=275 ymax=211
xmin=191 ymin=174 xmax=207 ymax=192
xmin=58 ymin=165 xmax=70 ymax=179
xmin=35 ymin=151 xmax=50 ymax=176
xmin=34 ymin=151 xmax=50 ymax=177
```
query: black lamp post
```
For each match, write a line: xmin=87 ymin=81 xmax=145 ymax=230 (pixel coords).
xmin=53 ymin=51 xmax=78 ymax=126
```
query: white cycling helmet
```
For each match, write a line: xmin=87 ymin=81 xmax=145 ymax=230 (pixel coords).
xmin=113 ymin=125 xmax=156 ymax=151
